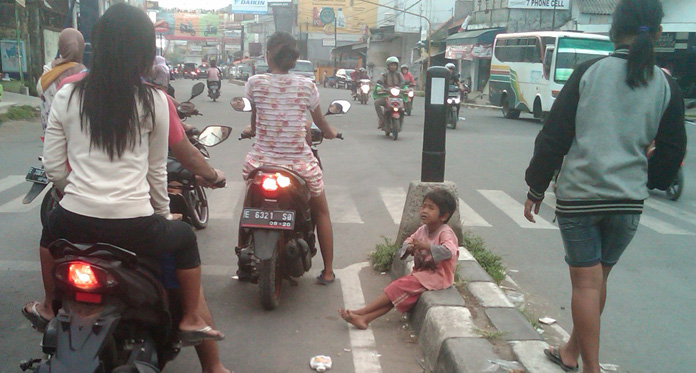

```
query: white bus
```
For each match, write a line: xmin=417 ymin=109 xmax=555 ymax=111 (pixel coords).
xmin=489 ymin=31 xmax=614 ymax=121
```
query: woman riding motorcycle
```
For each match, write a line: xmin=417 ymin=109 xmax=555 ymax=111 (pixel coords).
xmin=374 ymin=56 xmax=405 ymax=129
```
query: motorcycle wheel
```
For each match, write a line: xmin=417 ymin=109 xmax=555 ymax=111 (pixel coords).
xmin=448 ymin=109 xmax=457 ymax=129
xmin=40 ymin=187 xmax=60 ymax=227
xmin=259 ymin=240 xmax=282 ymax=310
xmin=666 ymin=168 xmax=684 ymax=201
xmin=186 ymin=184 xmax=209 ymax=229
xmin=391 ymin=118 xmax=399 ymax=141
xmin=406 ymin=102 xmax=412 ymax=116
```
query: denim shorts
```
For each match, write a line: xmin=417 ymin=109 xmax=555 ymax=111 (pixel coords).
xmin=557 ymin=214 xmax=641 ymax=267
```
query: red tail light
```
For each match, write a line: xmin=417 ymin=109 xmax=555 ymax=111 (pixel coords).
xmin=69 ymin=263 xmax=100 ymax=290
xmin=552 ymin=90 xmax=560 ymax=98
xmin=256 ymin=173 xmax=292 ymax=193
xmin=262 ymin=176 xmax=279 ymax=192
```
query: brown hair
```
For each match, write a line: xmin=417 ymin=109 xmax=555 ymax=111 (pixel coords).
xmin=267 ymin=31 xmax=299 ymax=72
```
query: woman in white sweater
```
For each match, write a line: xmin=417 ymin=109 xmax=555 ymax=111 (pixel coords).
xmin=24 ymin=3 xmax=223 ymax=346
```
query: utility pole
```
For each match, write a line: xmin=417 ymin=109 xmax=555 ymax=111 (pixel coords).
xmin=334 ymin=14 xmax=337 ymax=75
xmin=14 ymin=1 xmax=25 ymax=87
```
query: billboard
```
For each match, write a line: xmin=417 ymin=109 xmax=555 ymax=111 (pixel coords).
xmin=507 ymin=0 xmax=570 ymax=10
xmin=298 ymin=0 xmax=377 ymax=35
xmin=230 ymin=0 xmax=268 ymax=14
xmin=0 ymin=40 xmax=28 ymax=73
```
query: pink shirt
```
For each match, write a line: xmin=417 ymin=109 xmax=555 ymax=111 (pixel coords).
xmin=207 ymin=67 xmax=220 ymax=81
xmin=405 ymin=224 xmax=459 ymax=290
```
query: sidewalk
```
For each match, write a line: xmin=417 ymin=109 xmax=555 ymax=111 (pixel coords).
xmin=0 ymin=91 xmax=41 ymax=115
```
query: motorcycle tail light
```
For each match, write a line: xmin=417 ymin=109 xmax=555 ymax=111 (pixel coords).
xmin=408 ymin=91 xmax=414 ymax=98
xmin=259 ymin=173 xmax=292 ymax=192
xmin=390 ymin=87 xmax=401 ymax=96
xmin=56 ymin=261 xmax=117 ymax=291
xmin=262 ymin=177 xmax=278 ymax=192
xmin=552 ymin=90 xmax=560 ymax=98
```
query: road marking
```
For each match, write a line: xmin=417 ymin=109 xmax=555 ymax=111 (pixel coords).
xmin=478 ymin=190 xmax=557 ymax=229
xmin=458 ymin=198 xmax=491 ymax=227
xmin=327 ymin=185 xmax=364 ymax=224
xmin=0 ymin=175 xmax=26 ymax=194
xmin=0 ymin=187 xmax=49 ymax=213
xmin=637 ymin=214 xmax=694 ymax=235
xmin=209 ymin=181 xmax=245 ymax=219
xmin=378 ymin=187 xmax=406 ymax=225
xmin=644 ymin=198 xmax=696 ymax=225
xmin=335 ymin=262 xmax=383 ymax=373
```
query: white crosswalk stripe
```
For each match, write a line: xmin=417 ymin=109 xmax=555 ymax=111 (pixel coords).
xmin=0 ymin=175 xmax=25 ymax=194
xmin=479 ymin=189 xmax=557 ymax=229
xmin=0 ymin=186 xmax=48 ymax=213
xmin=378 ymin=187 xmax=406 ymax=225
xmin=326 ymin=185 xmax=363 ymax=224
xmin=645 ymin=198 xmax=696 ymax=224
xmin=458 ymin=198 xmax=491 ymax=227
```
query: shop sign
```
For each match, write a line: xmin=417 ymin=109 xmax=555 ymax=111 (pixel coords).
xmin=231 ymin=0 xmax=268 ymax=14
xmin=508 ymin=0 xmax=569 ymax=10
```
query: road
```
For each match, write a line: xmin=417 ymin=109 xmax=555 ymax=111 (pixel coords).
xmin=0 ymin=77 xmax=694 ymax=372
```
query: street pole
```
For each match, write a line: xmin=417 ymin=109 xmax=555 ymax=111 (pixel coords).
xmin=421 ymin=66 xmax=448 ymax=182
xmin=334 ymin=14 xmax=337 ymax=75
xmin=551 ymin=2 xmax=557 ymax=30
xmin=15 ymin=3 xmax=24 ymax=86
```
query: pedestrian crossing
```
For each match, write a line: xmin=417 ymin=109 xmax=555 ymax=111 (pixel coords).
xmin=1 ymin=175 xmax=694 ymax=235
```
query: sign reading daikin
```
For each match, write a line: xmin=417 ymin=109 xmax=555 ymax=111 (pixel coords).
xmin=231 ymin=0 xmax=268 ymax=14
xmin=508 ymin=0 xmax=569 ymax=10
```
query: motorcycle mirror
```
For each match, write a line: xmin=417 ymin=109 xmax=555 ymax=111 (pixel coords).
xmin=326 ymin=100 xmax=351 ymax=115
xmin=197 ymin=125 xmax=232 ymax=147
xmin=231 ymin=97 xmax=252 ymax=112
xmin=190 ymin=82 xmax=205 ymax=100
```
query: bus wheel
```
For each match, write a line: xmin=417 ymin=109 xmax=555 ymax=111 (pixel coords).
xmin=502 ymin=96 xmax=520 ymax=119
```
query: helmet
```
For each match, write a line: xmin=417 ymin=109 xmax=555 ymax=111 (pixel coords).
xmin=386 ymin=56 xmax=399 ymax=66
xmin=359 ymin=67 xmax=366 ymax=72
xmin=445 ymin=63 xmax=455 ymax=70
xmin=400 ymin=64 xmax=408 ymax=70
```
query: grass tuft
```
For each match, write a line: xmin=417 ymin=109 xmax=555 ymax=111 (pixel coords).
xmin=368 ymin=236 xmax=399 ymax=272
xmin=0 ymin=105 xmax=39 ymax=124
xmin=461 ymin=230 xmax=507 ymax=285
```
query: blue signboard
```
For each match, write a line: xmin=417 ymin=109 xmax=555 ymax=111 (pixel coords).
xmin=231 ymin=0 xmax=268 ymax=14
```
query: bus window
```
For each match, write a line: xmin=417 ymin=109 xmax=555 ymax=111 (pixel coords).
xmin=543 ymin=46 xmax=555 ymax=79
xmin=554 ymin=37 xmax=614 ymax=83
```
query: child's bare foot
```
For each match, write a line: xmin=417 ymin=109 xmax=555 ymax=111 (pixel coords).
xmin=338 ymin=309 xmax=368 ymax=330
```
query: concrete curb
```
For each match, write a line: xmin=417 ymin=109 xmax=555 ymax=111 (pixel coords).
xmin=392 ymin=247 xmax=564 ymax=372
xmin=0 ymin=91 xmax=40 ymax=115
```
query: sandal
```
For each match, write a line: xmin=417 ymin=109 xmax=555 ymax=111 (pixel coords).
xmin=544 ymin=346 xmax=579 ymax=372
xmin=178 ymin=326 xmax=225 ymax=347
xmin=21 ymin=301 xmax=50 ymax=333
xmin=316 ymin=270 xmax=335 ymax=285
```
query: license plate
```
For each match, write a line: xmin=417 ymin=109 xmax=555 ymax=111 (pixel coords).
xmin=25 ymin=167 xmax=49 ymax=184
xmin=240 ymin=208 xmax=295 ymax=230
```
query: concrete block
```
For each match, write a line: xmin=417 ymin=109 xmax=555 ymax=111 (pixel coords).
xmin=458 ymin=246 xmax=475 ymax=261
xmin=395 ymin=181 xmax=463 ymax=247
xmin=456 ymin=260 xmax=493 ymax=283
xmin=510 ymin=340 xmax=569 ymax=372
xmin=419 ymin=306 xmax=477 ymax=371
xmin=485 ymin=308 xmax=542 ymax=341
xmin=409 ymin=287 xmax=466 ymax=335
xmin=434 ymin=337 xmax=500 ymax=373
xmin=468 ymin=282 xmax=514 ymax=308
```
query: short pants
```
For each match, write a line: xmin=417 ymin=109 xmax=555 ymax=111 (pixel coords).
xmin=557 ymin=213 xmax=640 ymax=267
xmin=384 ymin=274 xmax=427 ymax=313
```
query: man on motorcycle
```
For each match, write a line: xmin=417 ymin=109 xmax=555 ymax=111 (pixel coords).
xmin=207 ymin=60 xmax=222 ymax=94
xmin=350 ymin=67 xmax=360 ymax=96
xmin=446 ymin=63 xmax=463 ymax=118
xmin=401 ymin=64 xmax=415 ymax=86
xmin=374 ymin=56 xmax=405 ymax=129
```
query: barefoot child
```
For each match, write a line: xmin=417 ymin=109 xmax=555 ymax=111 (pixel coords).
xmin=339 ymin=189 xmax=458 ymax=329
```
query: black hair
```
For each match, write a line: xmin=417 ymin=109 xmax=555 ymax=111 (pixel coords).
xmin=424 ymin=189 xmax=457 ymax=223
xmin=610 ymin=0 xmax=664 ymax=88
xmin=73 ymin=3 xmax=156 ymax=160
xmin=267 ymin=31 xmax=299 ymax=72
xmin=211 ymin=60 xmax=217 ymax=68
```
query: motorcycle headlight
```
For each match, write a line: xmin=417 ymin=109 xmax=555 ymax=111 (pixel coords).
xmin=390 ymin=87 xmax=401 ymax=96
xmin=447 ymin=98 xmax=453 ymax=104
xmin=454 ymin=97 xmax=460 ymax=104
xmin=361 ymin=85 xmax=370 ymax=93
xmin=408 ymin=91 xmax=414 ymax=98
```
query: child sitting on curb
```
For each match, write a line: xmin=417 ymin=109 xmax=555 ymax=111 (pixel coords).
xmin=339 ymin=189 xmax=458 ymax=329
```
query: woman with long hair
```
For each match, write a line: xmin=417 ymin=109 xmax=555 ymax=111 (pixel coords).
xmin=523 ymin=0 xmax=686 ymax=371
xmin=24 ymin=3 xmax=223 ymax=346
xmin=242 ymin=31 xmax=339 ymax=284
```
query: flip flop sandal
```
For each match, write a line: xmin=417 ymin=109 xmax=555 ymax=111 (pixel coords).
xmin=316 ymin=270 xmax=336 ymax=285
xmin=178 ymin=326 xmax=225 ymax=347
xmin=21 ymin=301 xmax=50 ymax=333
xmin=544 ymin=347 xmax=579 ymax=372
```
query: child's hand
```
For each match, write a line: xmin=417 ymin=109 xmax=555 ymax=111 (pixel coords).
xmin=399 ymin=244 xmax=415 ymax=260
xmin=412 ymin=239 xmax=430 ymax=253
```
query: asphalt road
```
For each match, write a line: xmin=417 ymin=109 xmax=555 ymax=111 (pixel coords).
xmin=0 ymin=77 xmax=693 ymax=372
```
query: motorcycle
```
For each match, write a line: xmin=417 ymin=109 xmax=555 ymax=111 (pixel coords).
xmin=180 ymin=20 xmax=195 ymax=36
xmin=355 ymin=79 xmax=371 ymax=105
xmin=405 ymin=84 xmax=415 ymax=116
xmin=203 ymin=23 xmax=217 ymax=36
xmin=177 ymin=82 xmax=205 ymax=122
xmin=207 ymin=81 xmax=220 ymax=102
xmin=167 ymin=125 xmax=231 ymax=229
xmin=21 ymin=238 xmax=187 ymax=372
xmin=446 ymin=84 xmax=461 ymax=129
xmin=376 ymin=84 xmax=406 ymax=140
xmin=646 ymin=141 xmax=685 ymax=201
xmin=231 ymin=97 xmax=348 ymax=310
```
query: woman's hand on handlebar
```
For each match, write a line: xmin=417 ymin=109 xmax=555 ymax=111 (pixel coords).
xmin=323 ymin=125 xmax=339 ymax=140
xmin=240 ymin=125 xmax=255 ymax=139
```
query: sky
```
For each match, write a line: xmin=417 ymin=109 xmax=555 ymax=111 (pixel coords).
xmin=157 ymin=0 xmax=232 ymax=11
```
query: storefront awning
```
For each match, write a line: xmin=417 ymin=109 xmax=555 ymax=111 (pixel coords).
xmin=445 ymin=28 xmax=506 ymax=47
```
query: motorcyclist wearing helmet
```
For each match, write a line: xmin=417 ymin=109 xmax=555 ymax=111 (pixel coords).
xmin=446 ymin=63 xmax=463 ymax=117
xmin=374 ymin=56 xmax=405 ymax=129
xmin=401 ymin=64 xmax=415 ymax=86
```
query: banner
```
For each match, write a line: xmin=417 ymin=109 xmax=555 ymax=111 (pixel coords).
xmin=230 ymin=0 xmax=268 ymax=14
xmin=0 ymin=40 xmax=28 ymax=73
xmin=508 ymin=0 xmax=570 ymax=10
xmin=298 ymin=0 xmax=377 ymax=35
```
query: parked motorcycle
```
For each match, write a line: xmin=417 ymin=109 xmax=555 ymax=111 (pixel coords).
xmin=180 ymin=20 xmax=195 ymax=36
xmin=207 ymin=81 xmax=220 ymax=102
xmin=356 ymin=79 xmax=371 ymax=105
xmin=405 ymin=84 xmax=415 ymax=116
xmin=167 ymin=125 xmax=231 ymax=229
xmin=446 ymin=84 xmax=461 ymax=129
xmin=231 ymin=97 xmax=348 ymax=310
xmin=375 ymin=84 xmax=406 ymax=140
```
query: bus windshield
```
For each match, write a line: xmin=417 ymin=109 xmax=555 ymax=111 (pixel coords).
xmin=554 ymin=37 xmax=614 ymax=83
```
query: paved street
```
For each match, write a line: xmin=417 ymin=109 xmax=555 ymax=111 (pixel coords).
xmin=0 ymin=78 xmax=694 ymax=372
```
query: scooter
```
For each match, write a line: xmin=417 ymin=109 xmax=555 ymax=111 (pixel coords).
xmin=167 ymin=125 xmax=231 ymax=229
xmin=231 ymin=97 xmax=348 ymax=310
xmin=207 ymin=81 xmax=220 ymax=102
xmin=446 ymin=84 xmax=461 ymax=129
xmin=180 ymin=20 xmax=195 ymax=36
xmin=405 ymin=84 xmax=415 ymax=116
xmin=203 ymin=23 xmax=217 ymax=36
xmin=357 ymin=79 xmax=371 ymax=105
xmin=21 ymin=238 xmax=185 ymax=372
xmin=376 ymin=84 xmax=406 ymax=140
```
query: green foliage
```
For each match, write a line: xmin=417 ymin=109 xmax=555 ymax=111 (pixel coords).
xmin=461 ymin=230 xmax=507 ymax=285
xmin=0 ymin=105 xmax=39 ymax=124
xmin=368 ymin=236 xmax=399 ymax=272
xmin=474 ymin=328 xmax=506 ymax=340
xmin=519 ymin=307 xmax=540 ymax=329
xmin=453 ymin=263 xmax=465 ymax=289
xmin=0 ymin=80 xmax=24 ymax=93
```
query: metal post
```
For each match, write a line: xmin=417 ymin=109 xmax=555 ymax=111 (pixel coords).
xmin=15 ymin=4 xmax=24 ymax=86
xmin=421 ymin=66 xmax=448 ymax=182
xmin=551 ymin=2 xmax=557 ymax=30
xmin=241 ymin=25 xmax=245 ymax=58
xmin=333 ymin=14 xmax=337 ymax=75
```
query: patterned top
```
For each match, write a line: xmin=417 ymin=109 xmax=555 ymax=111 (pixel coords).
xmin=244 ymin=73 xmax=320 ymax=166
